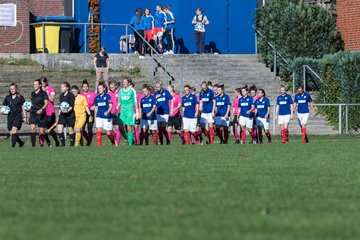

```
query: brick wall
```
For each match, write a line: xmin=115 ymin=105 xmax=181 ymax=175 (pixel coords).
xmin=0 ymin=0 xmax=30 ymax=53
xmin=28 ymin=0 xmax=64 ymax=18
xmin=337 ymin=0 xmax=360 ymax=51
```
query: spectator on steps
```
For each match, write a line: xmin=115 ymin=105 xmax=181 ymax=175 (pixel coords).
xmin=93 ymin=46 xmax=110 ymax=90
xmin=164 ymin=6 xmax=176 ymax=54
xmin=192 ymin=8 xmax=209 ymax=54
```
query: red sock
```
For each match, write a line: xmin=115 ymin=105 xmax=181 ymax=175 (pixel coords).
xmin=285 ymin=129 xmax=289 ymax=142
xmin=184 ymin=132 xmax=190 ymax=145
xmin=265 ymin=131 xmax=271 ymax=139
xmin=201 ymin=127 xmax=210 ymax=141
xmin=301 ymin=128 xmax=307 ymax=143
xmin=178 ymin=131 xmax=185 ymax=143
xmin=152 ymin=131 xmax=158 ymax=145
xmin=258 ymin=130 xmax=263 ymax=143
xmin=281 ymin=130 xmax=285 ymax=143
xmin=216 ymin=128 xmax=224 ymax=142
xmin=224 ymin=128 xmax=229 ymax=143
xmin=96 ymin=131 xmax=102 ymax=147
xmin=107 ymin=131 xmax=115 ymax=145
xmin=241 ymin=130 xmax=246 ymax=143
xmin=209 ymin=127 xmax=215 ymax=144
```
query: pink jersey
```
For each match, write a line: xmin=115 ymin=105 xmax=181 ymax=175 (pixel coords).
xmin=45 ymin=86 xmax=55 ymax=116
xmin=81 ymin=91 xmax=97 ymax=110
xmin=134 ymin=93 xmax=142 ymax=114
xmin=252 ymin=96 xmax=259 ymax=113
xmin=233 ymin=96 xmax=239 ymax=116
xmin=108 ymin=89 xmax=120 ymax=114
xmin=170 ymin=93 xmax=181 ymax=117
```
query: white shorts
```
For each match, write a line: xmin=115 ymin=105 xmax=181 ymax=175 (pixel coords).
xmin=95 ymin=117 xmax=113 ymax=131
xmin=278 ymin=115 xmax=291 ymax=125
xmin=215 ymin=116 xmax=230 ymax=127
xmin=156 ymin=114 xmax=169 ymax=123
xmin=183 ymin=117 xmax=197 ymax=132
xmin=239 ymin=116 xmax=253 ymax=128
xmin=256 ymin=117 xmax=270 ymax=130
xmin=200 ymin=113 xmax=214 ymax=124
xmin=140 ymin=119 xmax=158 ymax=131
xmin=297 ymin=113 xmax=309 ymax=125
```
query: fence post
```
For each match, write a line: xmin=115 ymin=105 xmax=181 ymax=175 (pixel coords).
xmin=125 ymin=25 xmax=129 ymax=55
xmin=273 ymin=107 xmax=276 ymax=136
xmin=345 ymin=105 xmax=349 ymax=134
xmin=292 ymin=72 xmax=295 ymax=94
xmin=41 ymin=22 xmax=45 ymax=53
xmin=84 ymin=24 xmax=87 ymax=53
xmin=273 ymin=51 xmax=277 ymax=78
xmin=338 ymin=105 xmax=342 ymax=134
xmin=303 ymin=65 xmax=306 ymax=92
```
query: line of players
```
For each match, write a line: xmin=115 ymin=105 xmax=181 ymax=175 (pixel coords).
xmin=1 ymin=77 xmax=315 ymax=147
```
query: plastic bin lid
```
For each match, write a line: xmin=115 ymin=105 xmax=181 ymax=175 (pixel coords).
xmin=34 ymin=16 xmax=75 ymax=22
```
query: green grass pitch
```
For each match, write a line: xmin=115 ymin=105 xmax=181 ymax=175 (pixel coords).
xmin=0 ymin=135 xmax=359 ymax=240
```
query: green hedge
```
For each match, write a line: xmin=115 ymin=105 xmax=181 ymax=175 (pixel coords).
xmin=255 ymin=0 xmax=343 ymax=75
xmin=316 ymin=51 xmax=360 ymax=131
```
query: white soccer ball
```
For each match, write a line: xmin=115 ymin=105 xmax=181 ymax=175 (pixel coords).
xmin=60 ymin=101 xmax=70 ymax=111
xmin=1 ymin=106 xmax=10 ymax=114
xmin=157 ymin=31 xmax=163 ymax=39
xmin=23 ymin=101 xmax=32 ymax=111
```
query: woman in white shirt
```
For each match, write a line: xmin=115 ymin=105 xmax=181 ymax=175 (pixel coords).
xmin=192 ymin=8 xmax=209 ymax=54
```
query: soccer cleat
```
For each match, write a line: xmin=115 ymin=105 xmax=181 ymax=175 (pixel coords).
xmin=19 ymin=141 xmax=25 ymax=148
xmin=235 ymin=140 xmax=240 ymax=144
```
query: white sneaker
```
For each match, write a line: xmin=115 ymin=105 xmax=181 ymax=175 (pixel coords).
xmin=134 ymin=51 xmax=139 ymax=55
xmin=169 ymin=50 xmax=174 ymax=54
xmin=139 ymin=55 xmax=145 ymax=59
xmin=163 ymin=51 xmax=170 ymax=55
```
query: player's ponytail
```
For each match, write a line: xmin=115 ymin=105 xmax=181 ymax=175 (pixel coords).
xmin=259 ymin=88 xmax=266 ymax=97
xmin=241 ymin=85 xmax=248 ymax=92
xmin=82 ymin=79 xmax=89 ymax=87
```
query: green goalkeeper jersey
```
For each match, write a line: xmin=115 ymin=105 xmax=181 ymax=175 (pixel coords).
xmin=119 ymin=88 xmax=137 ymax=111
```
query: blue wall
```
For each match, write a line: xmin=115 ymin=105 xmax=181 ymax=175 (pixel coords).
xmin=75 ymin=0 xmax=256 ymax=54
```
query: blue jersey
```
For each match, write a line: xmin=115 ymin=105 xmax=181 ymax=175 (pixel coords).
xmin=95 ymin=93 xmax=112 ymax=119
xmin=141 ymin=95 xmax=157 ymax=120
xmin=154 ymin=89 xmax=173 ymax=115
xmin=277 ymin=93 xmax=294 ymax=115
xmin=143 ymin=15 xmax=154 ymax=30
xmin=182 ymin=94 xmax=198 ymax=119
xmin=130 ymin=15 xmax=145 ymax=30
xmin=165 ymin=12 xmax=175 ymax=29
xmin=239 ymin=95 xmax=254 ymax=118
xmin=200 ymin=88 xmax=214 ymax=114
xmin=294 ymin=92 xmax=312 ymax=114
xmin=215 ymin=94 xmax=231 ymax=117
xmin=255 ymin=97 xmax=271 ymax=118
xmin=154 ymin=11 xmax=166 ymax=28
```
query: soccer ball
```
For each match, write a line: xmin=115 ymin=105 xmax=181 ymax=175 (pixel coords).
xmin=157 ymin=31 xmax=163 ymax=39
xmin=23 ymin=101 xmax=32 ymax=111
xmin=1 ymin=106 xmax=10 ymax=114
xmin=60 ymin=101 xmax=70 ymax=111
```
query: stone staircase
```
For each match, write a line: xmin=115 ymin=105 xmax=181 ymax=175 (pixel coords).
xmin=0 ymin=53 xmax=338 ymax=135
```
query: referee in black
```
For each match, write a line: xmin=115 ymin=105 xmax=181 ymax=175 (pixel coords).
xmin=29 ymin=79 xmax=48 ymax=147
xmin=1 ymin=83 xmax=27 ymax=147
xmin=57 ymin=82 xmax=76 ymax=147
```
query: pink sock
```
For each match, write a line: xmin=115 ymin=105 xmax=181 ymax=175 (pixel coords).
xmin=135 ymin=127 xmax=140 ymax=145
xmin=115 ymin=129 xmax=121 ymax=145
xmin=167 ymin=131 xmax=172 ymax=141
xmin=233 ymin=127 xmax=239 ymax=140
xmin=39 ymin=133 xmax=44 ymax=146
xmin=191 ymin=133 xmax=195 ymax=144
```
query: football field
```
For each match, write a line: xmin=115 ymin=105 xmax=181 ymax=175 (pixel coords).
xmin=0 ymin=135 xmax=359 ymax=240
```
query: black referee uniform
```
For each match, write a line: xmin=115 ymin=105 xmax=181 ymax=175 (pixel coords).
xmin=58 ymin=91 xmax=75 ymax=146
xmin=2 ymin=94 xmax=26 ymax=147
xmin=29 ymin=89 xmax=48 ymax=147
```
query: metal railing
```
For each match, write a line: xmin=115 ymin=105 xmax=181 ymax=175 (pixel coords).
xmin=269 ymin=103 xmax=360 ymax=135
xmin=30 ymin=21 xmax=198 ymax=88
xmin=303 ymin=65 xmax=322 ymax=91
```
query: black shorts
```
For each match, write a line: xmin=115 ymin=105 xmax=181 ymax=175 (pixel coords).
xmin=112 ymin=114 xmax=120 ymax=125
xmin=7 ymin=113 xmax=23 ymax=131
xmin=134 ymin=118 xmax=140 ymax=125
xmin=230 ymin=116 xmax=238 ymax=126
xmin=58 ymin=113 xmax=75 ymax=128
xmin=46 ymin=113 xmax=56 ymax=129
xmin=167 ymin=115 xmax=182 ymax=130
xmin=86 ymin=110 xmax=95 ymax=124
xmin=29 ymin=111 xmax=47 ymax=128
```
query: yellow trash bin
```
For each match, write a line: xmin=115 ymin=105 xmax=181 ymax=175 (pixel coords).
xmin=35 ymin=25 xmax=60 ymax=53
